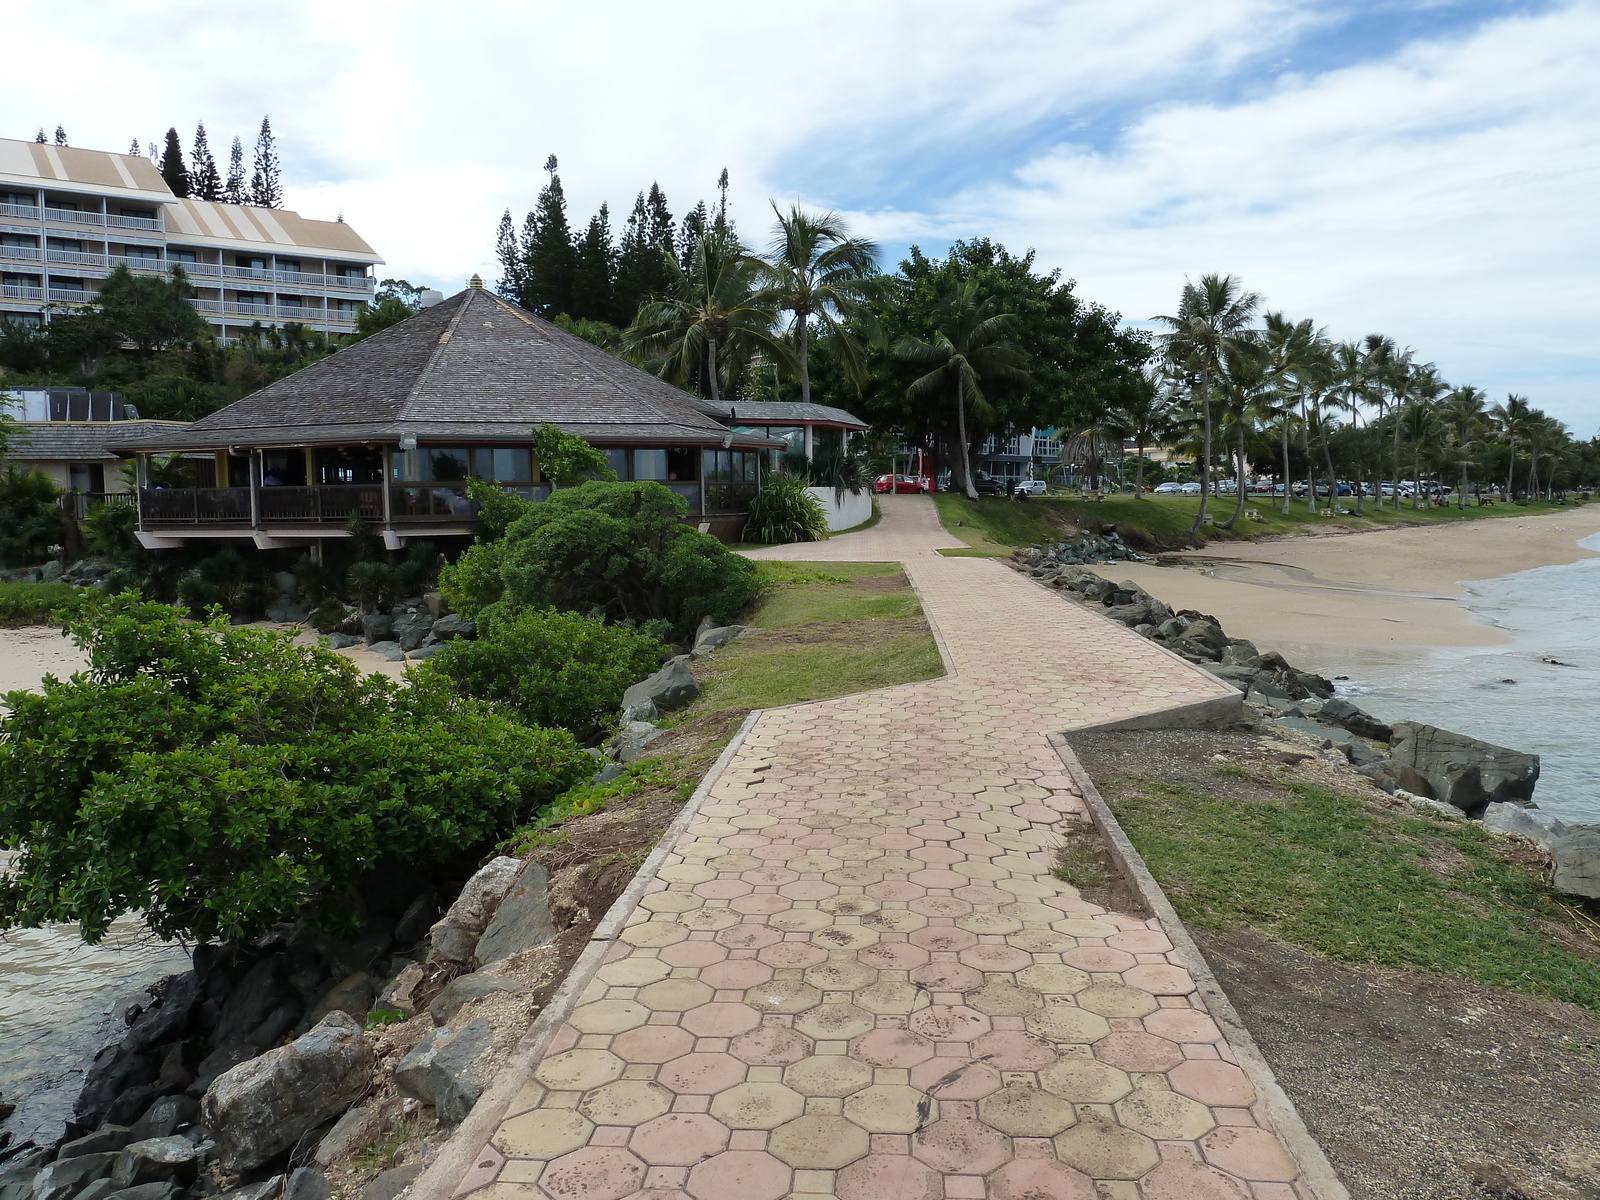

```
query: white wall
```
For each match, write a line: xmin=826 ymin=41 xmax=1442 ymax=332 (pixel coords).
xmin=807 ymin=486 xmax=872 ymax=533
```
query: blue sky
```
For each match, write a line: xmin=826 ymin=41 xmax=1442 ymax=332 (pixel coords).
xmin=8 ymin=0 xmax=1598 ymax=431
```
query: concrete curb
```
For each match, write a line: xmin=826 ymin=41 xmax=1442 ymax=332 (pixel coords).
xmin=407 ymin=710 xmax=765 ymax=1200
xmin=1048 ymin=729 xmax=1352 ymax=1200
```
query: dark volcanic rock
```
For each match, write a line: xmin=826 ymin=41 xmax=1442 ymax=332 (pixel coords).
xmin=1389 ymin=721 xmax=1539 ymax=815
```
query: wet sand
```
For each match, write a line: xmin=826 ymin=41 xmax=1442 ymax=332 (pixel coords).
xmin=1110 ymin=506 xmax=1600 ymax=651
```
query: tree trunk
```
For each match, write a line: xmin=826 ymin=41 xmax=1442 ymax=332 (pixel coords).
xmin=1350 ymin=402 xmax=1364 ymax=515
xmin=1300 ymin=396 xmax=1316 ymax=514
xmin=1459 ymin=461 xmax=1467 ymax=510
xmin=797 ymin=319 xmax=810 ymax=406
xmin=1373 ymin=401 xmax=1386 ymax=511
xmin=1506 ymin=438 xmax=1515 ymax=499
xmin=1280 ymin=416 xmax=1291 ymax=516
xmin=1320 ymin=421 xmax=1339 ymax=513
xmin=957 ymin=373 xmax=978 ymax=501
xmin=1217 ymin=422 xmax=1247 ymax=529
xmin=1412 ymin=448 xmax=1422 ymax=510
xmin=1393 ymin=417 xmax=1404 ymax=516
xmin=1192 ymin=371 xmax=1212 ymax=530
xmin=707 ymin=334 xmax=721 ymax=403
xmin=1135 ymin=438 xmax=1146 ymax=495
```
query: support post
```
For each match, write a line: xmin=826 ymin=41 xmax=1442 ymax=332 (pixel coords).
xmin=249 ymin=450 xmax=261 ymax=530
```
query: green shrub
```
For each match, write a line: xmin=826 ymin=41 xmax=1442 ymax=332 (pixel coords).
xmin=419 ymin=606 xmax=663 ymax=743
xmin=532 ymin=423 xmax=617 ymax=487
xmin=497 ymin=480 xmax=758 ymax=640
xmin=81 ymin=501 xmax=139 ymax=559
xmin=0 ymin=594 xmax=589 ymax=944
xmin=177 ymin=548 xmax=267 ymax=618
xmin=0 ymin=581 xmax=85 ymax=626
xmin=0 ymin=467 xmax=64 ymax=567
xmin=745 ymin=473 xmax=829 ymax=544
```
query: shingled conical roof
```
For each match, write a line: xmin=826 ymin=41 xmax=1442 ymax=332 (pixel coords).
xmin=115 ymin=288 xmax=763 ymax=451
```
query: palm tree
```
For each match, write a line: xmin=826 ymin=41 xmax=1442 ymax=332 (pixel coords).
xmin=761 ymin=205 xmax=881 ymax=404
xmin=1399 ymin=400 xmax=1443 ymax=509
xmin=624 ymin=231 xmax=790 ymax=403
xmin=1524 ymin=412 xmax=1565 ymax=501
xmin=1330 ymin=340 xmax=1369 ymax=514
xmin=1212 ymin=339 xmax=1273 ymax=529
xmin=1440 ymin=386 xmax=1486 ymax=508
xmin=1102 ymin=364 xmax=1178 ymax=496
xmin=895 ymin=278 xmax=1031 ymax=499
xmin=1155 ymin=274 xmax=1261 ymax=530
xmin=1490 ymin=393 xmax=1532 ymax=499
xmin=1264 ymin=314 xmax=1323 ymax=515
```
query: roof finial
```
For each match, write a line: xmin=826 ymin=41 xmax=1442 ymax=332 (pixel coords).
xmin=468 ymin=274 xmax=484 ymax=289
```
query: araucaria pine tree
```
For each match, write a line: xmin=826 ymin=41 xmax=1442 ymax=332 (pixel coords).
xmin=571 ymin=203 xmax=618 ymax=324
xmin=615 ymin=185 xmax=677 ymax=324
xmin=225 ymin=137 xmax=247 ymax=204
xmin=54 ymin=125 xmax=67 ymax=146
xmin=159 ymin=128 xmax=190 ymax=198
xmin=250 ymin=117 xmax=283 ymax=208
xmin=522 ymin=155 xmax=577 ymax=317
xmin=34 ymin=129 xmax=46 ymax=144
xmin=494 ymin=210 xmax=525 ymax=300
xmin=190 ymin=122 xmax=222 ymax=201
xmin=129 ymin=138 xmax=141 ymax=156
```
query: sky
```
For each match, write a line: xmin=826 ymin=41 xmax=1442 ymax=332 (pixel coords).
xmin=8 ymin=0 xmax=1598 ymax=431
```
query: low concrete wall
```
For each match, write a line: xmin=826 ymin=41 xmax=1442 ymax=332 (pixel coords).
xmin=807 ymin=486 xmax=872 ymax=532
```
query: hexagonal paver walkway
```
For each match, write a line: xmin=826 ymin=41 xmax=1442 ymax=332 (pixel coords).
xmin=461 ymin=497 xmax=1316 ymax=1199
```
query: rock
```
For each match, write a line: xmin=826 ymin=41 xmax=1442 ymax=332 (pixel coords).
xmin=695 ymin=615 xmax=718 ymax=643
xmin=1397 ymin=791 xmax=1469 ymax=820
xmin=474 ymin=862 xmax=555 ymax=967
xmin=309 ymin=973 xmax=375 ymax=1024
xmin=156 ymin=1042 xmax=193 ymax=1093
xmin=360 ymin=613 xmax=394 ymax=645
xmin=129 ymin=1096 xmax=198 ymax=1141
xmin=1389 ymin=721 xmax=1540 ymax=815
xmin=59 ymin=1129 xmax=134 ymax=1160
xmin=1345 ymin=739 xmax=1386 ymax=768
xmin=1481 ymin=802 xmax=1568 ymax=851
xmin=109 ymin=1138 xmax=197 ymax=1190
xmin=360 ymin=1165 xmax=423 ymax=1200
xmin=212 ymin=958 xmax=296 ymax=1050
xmin=265 ymin=599 xmax=308 ymax=624
xmin=427 ymin=974 xmax=532 ymax=1025
xmin=620 ymin=696 xmax=657 ymax=723
xmin=103 ymin=1087 xmax=161 ymax=1129
xmin=621 ymin=656 xmax=698 ymax=714
xmin=405 ymin=644 xmax=446 ymax=661
xmin=692 ymin=624 xmax=746 ymax=655
xmin=41 ymin=560 xmax=65 ymax=583
xmin=1156 ymin=618 xmax=1187 ymax=640
xmin=123 ymin=973 xmax=201 ymax=1053
xmin=366 ymin=641 xmax=406 ymax=662
xmin=97 ymin=1186 xmax=178 ymax=1200
xmin=284 ymin=1168 xmax=327 ymax=1200
xmin=31 ymin=1154 xmax=117 ymax=1200
xmin=1179 ymin=619 xmax=1228 ymax=652
xmin=589 ymin=762 xmax=626 ymax=786
xmin=1221 ymin=640 xmax=1261 ymax=667
xmin=1315 ymin=697 xmax=1393 ymax=743
xmin=314 ymin=1106 xmax=383 ymax=1167
xmin=393 ymin=1020 xmax=494 ymax=1125
xmin=325 ymin=633 xmax=359 ymax=650
xmin=1132 ymin=623 xmax=1157 ymax=638
xmin=1355 ymin=758 xmax=1436 ymax=798
xmin=393 ymin=890 xmax=441 ymax=946
xmin=1276 ymin=715 xmax=1353 ymax=747
xmin=1101 ymin=602 xmax=1154 ymax=628
xmin=190 ymin=1044 xmax=256 ymax=1096
xmin=429 ymin=614 xmax=475 ymax=641
xmin=213 ymin=1182 xmax=280 ymax=1200
xmin=612 ymin=721 xmax=668 ymax=764
xmin=76 ymin=1045 xmax=158 ymax=1126
xmin=376 ymin=964 xmax=425 ymax=1017
xmin=73 ymin=1180 xmax=117 ymax=1200
xmin=1552 ymin=827 xmax=1600 ymax=898
xmin=428 ymin=858 xmax=521 ymax=966
xmin=203 ymin=1012 xmax=372 ymax=1173
xmin=392 ymin=610 xmax=435 ymax=652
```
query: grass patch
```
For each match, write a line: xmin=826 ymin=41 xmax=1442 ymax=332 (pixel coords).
xmin=1103 ymin=767 xmax=1600 ymax=1011
xmin=932 ymin=490 xmax=1584 ymax=553
xmin=1053 ymin=829 xmax=1108 ymax=891
xmin=0 ymin=581 xmax=86 ymax=626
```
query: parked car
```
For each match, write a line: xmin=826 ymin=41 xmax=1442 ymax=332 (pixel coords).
xmin=1179 ymin=482 xmax=1202 ymax=495
xmin=874 ymin=474 xmax=929 ymax=494
xmin=1153 ymin=481 xmax=1185 ymax=494
xmin=1014 ymin=479 xmax=1048 ymax=496
xmin=974 ymin=473 xmax=1007 ymax=496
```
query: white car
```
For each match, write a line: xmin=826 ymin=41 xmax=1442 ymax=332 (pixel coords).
xmin=1179 ymin=482 xmax=1202 ymax=495
xmin=1152 ymin=482 xmax=1184 ymax=494
xmin=1014 ymin=479 xmax=1048 ymax=496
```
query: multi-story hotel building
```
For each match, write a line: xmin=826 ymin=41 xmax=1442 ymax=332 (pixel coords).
xmin=0 ymin=136 xmax=381 ymax=340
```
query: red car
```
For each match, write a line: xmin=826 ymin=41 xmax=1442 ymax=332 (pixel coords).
xmin=873 ymin=474 xmax=930 ymax=494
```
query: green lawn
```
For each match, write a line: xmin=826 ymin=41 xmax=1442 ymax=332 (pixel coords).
xmin=932 ymin=490 xmax=1584 ymax=553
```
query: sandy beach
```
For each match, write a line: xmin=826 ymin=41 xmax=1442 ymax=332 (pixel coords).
xmin=1109 ymin=506 xmax=1600 ymax=652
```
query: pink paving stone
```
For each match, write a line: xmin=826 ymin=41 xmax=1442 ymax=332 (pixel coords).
xmin=969 ymin=1030 xmax=1057 ymax=1070
xmin=908 ymin=926 xmax=979 ymax=952
xmin=728 ymin=1023 xmax=814 ymax=1065
xmin=540 ymin=1147 xmax=647 ymax=1200
xmin=680 ymin=1003 xmax=762 ymax=1038
xmin=683 ymin=1149 xmax=791 ymax=1200
xmin=1094 ymin=1031 xmax=1185 ymax=1072
xmin=953 ymin=885 xmax=1014 ymax=905
xmin=728 ymin=893 xmax=793 ymax=915
xmin=910 ymin=961 xmax=984 ymax=991
xmin=857 ymin=941 xmax=931 ymax=970
xmin=630 ymin=1113 xmax=732 ymax=1167
xmin=910 ymin=844 xmax=965 ymax=865
xmin=988 ymin=1157 xmax=1097 ymax=1200
xmin=714 ymin=924 xmax=782 ymax=950
xmin=1107 ymin=929 xmax=1175 ymax=954
xmin=865 ymin=880 xmax=926 ymax=901
xmin=836 ymin=1153 xmax=944 ymax=1200
xmin=851 ymin=1027 xmax=937 ymax=1067
xmin=777 ymin=880 xmax=836 ymax=900
xmin=1200 ymin=1127 xmax=1302 ymax=1182
xmin=742 ymin=867 xmax=799 ymax=886
xmin=611 ymin=1025 xmax=697 ymax=1065
xmin=1143 ymin=1008 xmax=1224 ymax=1044
xmin=908 ymin=1004 xmax=992 ymax=1043
xmin=694 ymin=879 xmax=752 ymax=900
xmin=1061 ymin=946 xmax=1138 ymax=972
xmin=657 ymin=1053 xmax=747 ymax=1096
xmin=908 ymin=895 xmax=973 ymax=917
xmin=1011 ymin=803 xmax=1062 ymax=824
xmin=1170 ymin=1059 xmax=1258 ymax=1107
xmin=871 ymin=832 xmax=923 ymax=850
xmin=698 ymin=959 xmax=775 ymax=990
xmin=909 ymin=869 xmax=970 ymax=889
xmin=909 ymin=1057 xmax=1003 ymax=1100
xmin=1139 ymin=1157 xmax=1253 ymax=1200
xmin=658 ymin=941 xmax=729 ymax=969
xmin=947 ymin=837 xmax=1003 ymax=857
xmin=1122 ymin=963 xmax=1196 ymax=996
xmin=910 ymin=1117 xmax=1013 ymax=1174
xmin=755 ymin=942 xmax=827 ymax=968
xmin=957 ymin=943 xmax=1032 ymax=972
xmin=910 ymin=823 xmax=961 ymax=842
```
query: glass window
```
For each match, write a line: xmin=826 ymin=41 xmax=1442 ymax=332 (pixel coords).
xmin=633 ymin=448 xmax=668 ymax=480
xmin=603 ymin=448 xmax=627 ymax=479
xmin=666 ymin=447 xmax=698 ymax=481
xmin=262 ymin=449 xmax=306 ymax=487
xmin=494 ymin=447 xmax=532 ymax=482
xmin=428 ymin=447 xmax=470 ymax=482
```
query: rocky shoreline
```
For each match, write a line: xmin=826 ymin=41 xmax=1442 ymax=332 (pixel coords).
xmin=1013 ymin=534 xmax=1599 ymax=899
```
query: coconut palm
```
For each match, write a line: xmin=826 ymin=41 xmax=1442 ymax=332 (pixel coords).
xmin=1212 ymin=339 xmax=1274 ymax=529
xmin=1155 ymin=274 xmax=1261 ymax=530
xmin=895 ymin=277 xmax=1031 ymax=499
xmin=1490 ymin=393 xmax=1532 ymax=498
xmin=1264 ymin=314 xmax=1324 ymax=515
xmin=761 ymin=205 xmax=881 ymax=404
xmin=1524 ymin=412 xmax=1565 ymax=501
xmin=1439 ymin=386 xmax=1487 ymax=508
xmin=1329 ymin=340 xmax=1371 ymax=514
xmin=1398 ymin=400 xmax=1443 ymax=509
xmin=624 ymin=230 xmax=790 ymax=403
xmin=1102 ymin=364 xmax=1179 ymax=496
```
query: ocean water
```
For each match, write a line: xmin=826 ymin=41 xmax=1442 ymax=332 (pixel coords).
xmin=1281 ymin=533 xmax=1600 ymax=826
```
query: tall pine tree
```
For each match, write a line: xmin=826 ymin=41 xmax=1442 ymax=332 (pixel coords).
xmin=34 ymin=129 xmax=46 ymax=144
xmin=615 ymin=185 xmax=676 ymax=326
xmin=225 ymin=137 xmax=247 ymax=204
xmin=494 ymin=209 xmax=525 ymax=300
xmin=571 ymin=203 xmax=618 ymax=324
xmin=129 ymin=138 xmax=141 ymax=156
xmin=677 ymin=201 xmax=708 ymax=272
xmin=54 ymin=126 xmax=67 ymax=146
xmin=250 ymin=117 xmax=282 ymax=208
xmin=190 ymin=122 xmax=222 ymax=201
xmin=159 ymin=128 xmax=190 ymax=198
xmin=522 ymin=155 xmax=577 ymax=317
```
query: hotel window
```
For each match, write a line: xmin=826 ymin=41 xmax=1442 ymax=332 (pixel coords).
xmin=633 ymin=448 xmax=668 ymax=480
xmin=603 ymin=448 xmax=627 ymax=478
xmin=472 ymin=447 xmax=532 ymax=482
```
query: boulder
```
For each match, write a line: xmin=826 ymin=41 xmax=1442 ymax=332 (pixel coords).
xmin=309 ymin=973 xmax=376 ymax=1024
xmin=620 ymin=696 xmax=657 ymax=723
xmin=360 ymin=613 xmax=394 ymax=645
xmin=1156 ymin=618 xmax=1187 ymax=640
xmin=31 ymin=1154 xmax=117 ymax=1200
xmin=284 ymin=1168 xmax=328 ymax=1200
xmin=97 ymin=1186 xmax=178 ymax=1200
xmin=129 ymin=1096 xmax=198 ymax=1141
xmin=314 ymin=1106 xmax=383 ymax=1167
xmin=1389 ymin=722 xmax=1539 ymax=815
xmin=473 ymin=862 xmax=555 ymax=966
xmin=1354 ymin=759 xmax=1436 ymax=798
xmin=1315 ymin=697 xmax=1393 ymax=743
xmin=212 ymin=957 xmax=298 ymax=1049
xmin=366 ymin=641 xmax=406 ymax=662
xmin=1220 ymin=640 xmax=1261 ymax=667
xmin=375 ymin=964 xmax=425 ymax=1017
xmin=393 ymin=1020 xmax=494 ymax=1124
xmin=1481 ymin=802 xmax=1568 ymax=851
xmin=392 ymin=610 xmax=435 ymax=652
xmin=589 ymin=763 xmax=627 ymax=786
xmin=692 ymin=625 xmax=746 ymax=655
xmin=73 ymin=1181 xmax=118 ymax=1200
xmin=428 ymin=974 xmax=532 ymax=1025
xmin=360 ymin=1165 xmax=424 ymax=1200
xmin=59 ymin=1129 xmax=135 ymax=1160
xmin=109 ymin=1138 xmax=198 ymax=1190
xmin=1179 ymin=619 xmax=1228 ymax=652
xmin=428 ymin=857 xmax=521 ymax=966
xmin=612 ymin=722 xmax=668 ymax=764
xmin=213 ymin=1181 xmax=282 ymax=1200
xmin=103 ymin=1086 xmax=161 ymax=1129
xmin=1551 ymin=826 xmax=1600 ymax=899
xmin=325 ymin=633 xmax=360 ymax=650
xmin=621 ymin=657 xmax=698 ymax=714
xmin=393 ymin=890 xmax=441 ymax=946
xmin=429 ymin=613 xmax=476 ymax=642
xmin=405 ymin=644 xmax=446 ymax=661
xmin=265 ymin=599 xmax=307 ymax=625
xmin=76 ymin=1045 xmax=157 ymax=1126
xmin=123 ymin=972 xmax=201 ymax=1052
xmin=203 ymin=1012 xmax=373 ymax=1173
xmin=41 ymin=560 xmax=65 ymax=583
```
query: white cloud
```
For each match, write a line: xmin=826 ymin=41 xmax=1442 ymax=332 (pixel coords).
xmin=6 ymin=0 xmax=1596 ymax=427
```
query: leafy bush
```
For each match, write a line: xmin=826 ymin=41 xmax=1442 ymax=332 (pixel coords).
xmin=809 ymin=449 xmax=871 ymax=501
xmin=177 ymin=548 xmax=268 ymax=618
xmin=0 ymin=581 xmax=85 ymax=626
xmin=745 ymin=472 xmax=829 ymax=544
xmin=0 ymin=467 xmax=64 ymax=567
xmin=81 ymin=501 xmax=139 ymax=559
xmin=497 ymin=480 xmax=758 ymax=639
xmin=0 ymin=595 xmax=589 ymax=944
xmin=437 ymin=537 xmax=507 ymax=618
xmin=419 ymin=606 xmax=663 ymax=743
xmin=532 ymin=423 xmax=617 ymax=487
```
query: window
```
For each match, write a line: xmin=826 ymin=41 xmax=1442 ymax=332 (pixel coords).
xmin=427 ymin=447 xmax=470 ymax=482
xmin=261 ymin=449 xmax=307 ymax=487
xmin=277 ymin=259 xmax=301 ymax=274
xmin=169 ymin=249 xmax=197 ymax=263
xmin=666 ymin=447 xmax=697 ymax=481
xmin=603 ymin=448 xmax=627 ymax=478
xmin=278 ymin=295 xmax=303 ymax=310
xmin=472 ymin=447 xmax=532 ymax=482
xmin=633 ymin=448 xmax=667 ymax=480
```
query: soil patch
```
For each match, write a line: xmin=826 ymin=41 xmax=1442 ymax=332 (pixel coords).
xmin=1070 ymin=726 xmax=1600 ymax=1200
